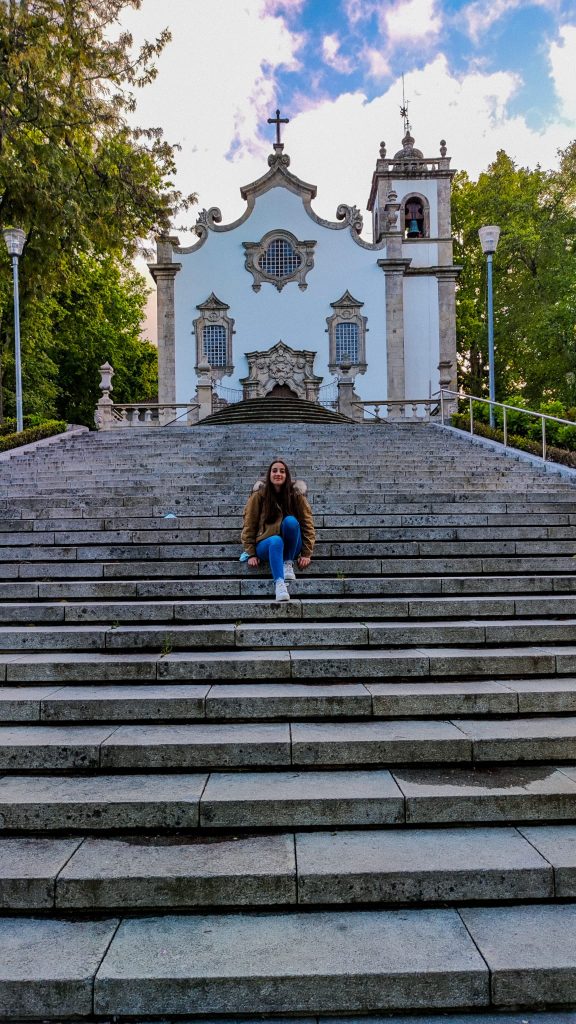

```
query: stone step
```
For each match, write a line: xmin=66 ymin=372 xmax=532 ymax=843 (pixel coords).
xmin=2 ymin=537 xmax=575 ymax=561
xmin=5 ymin=902 xmax=576 ymax=1016
xmin=5 ymin=618 xmax=576 ymax=652
xmin=5 ymin=524 xmax=576 ymax=546
xmin=6 ymin=594 xmax=576 ymax=626
xmin=2 ymin=572 xmax=576 ymax=602
xmin=4 ymin=555 xmax=576 ymax=581
xmin=5 ymin=518 xmax=576 ymax=536
xmin=2 ymin=824 xmax=570 ymax=911
xmin=2 ymin=765 xmax=576 ymax=832
xmin=2 ymin=715 xmax=576 ymax=771
xmin=3 ymin=645 xmax=576 ymax=683
xmin=4 ymin=678 xmax=576 ymax=723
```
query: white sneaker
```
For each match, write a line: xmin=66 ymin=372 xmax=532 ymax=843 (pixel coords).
xmin=275 ymin=579 xmax=290 ymax=602
xmin=283 ymin=561 xmax=296 ymax=581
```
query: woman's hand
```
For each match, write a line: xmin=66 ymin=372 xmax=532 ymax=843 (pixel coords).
xmin=248 ymin=556 xmax=259 ymax=568
xmin=297 ymin=555 xmax=311 ymax=569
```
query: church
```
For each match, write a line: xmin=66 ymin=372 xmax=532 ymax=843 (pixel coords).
xmin=149 ymin=112 xmax=459 ymax=414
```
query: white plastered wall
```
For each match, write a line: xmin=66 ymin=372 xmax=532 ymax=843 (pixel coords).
xmin=403 ymin=275 xmax=440 ymax=399
xmin=173 ymin=188 xmax=389 ymax=404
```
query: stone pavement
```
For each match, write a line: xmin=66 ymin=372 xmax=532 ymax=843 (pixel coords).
xmin=1 ymin=421 xmax=576 ymax=1019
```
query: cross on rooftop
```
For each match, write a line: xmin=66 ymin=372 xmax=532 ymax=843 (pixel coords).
xmin=267 ymin=108 xmax=289 ymax=146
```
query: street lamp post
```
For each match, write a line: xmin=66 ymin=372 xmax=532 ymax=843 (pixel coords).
xmin=478 ymin=225 xmax=500 ymax=428
xmin=3 ymin=228 xmax=26 ymax=433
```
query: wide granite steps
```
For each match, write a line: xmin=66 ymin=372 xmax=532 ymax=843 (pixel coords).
xmin=1 ymin=824 xmax=574 ymax=911
xmin=3 ymin=678 xmax=576 ymax=722
xmin=5 ymin=618 xmax=576 ymax=653
xmin=2 ymin=592 xmax=576 ymax=622
xmin=3 ymin=427 xmax=576 ymax=1020
xmin=2 ymin=572 xmax=576 ymax=601
xmin=7 ymin=904 xmax=576 ymax=1018
xmin=2 ymin=644 xmax=576 ymax=682
xmin=1 ymin=714 xmax=576 ymax=772
xmin=2 ymin=764 xmax=576 ymax=832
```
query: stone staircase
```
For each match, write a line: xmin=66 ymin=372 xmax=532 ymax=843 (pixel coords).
xmin=2 ymin=421 xmax=576 ymax=1020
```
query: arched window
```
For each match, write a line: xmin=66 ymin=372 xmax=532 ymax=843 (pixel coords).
xmin=401 ymin=193 xmax=430 ymax=238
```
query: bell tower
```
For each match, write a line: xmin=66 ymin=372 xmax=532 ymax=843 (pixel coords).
xmin=367 ymin=129 xmax=459 ymax=405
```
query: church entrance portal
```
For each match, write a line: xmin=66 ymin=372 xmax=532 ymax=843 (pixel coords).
xmin=266 ymin=384 xmax=298 ymax=400
xmin=239 ymin=340 xmax=323 ymax=402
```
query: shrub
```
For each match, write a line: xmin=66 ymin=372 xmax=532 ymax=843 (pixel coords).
xmin=449 ymin=414 xmax=576 ymax=469
xmin=0 ymin=421 xmax=67 ymax=452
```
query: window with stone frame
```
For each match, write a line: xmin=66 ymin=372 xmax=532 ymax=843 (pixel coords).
xmin=193 ymin=293 xmax=235 ymax=381
xmin=401 ymin=192 xmax=430 ymax=238
xmin=326 ymin=291 xmax=368 ymax=376
xmin=243 ymin=229 xmax=316 ymax=291
xmin=202 ymin=324 xmax=227 ymax=367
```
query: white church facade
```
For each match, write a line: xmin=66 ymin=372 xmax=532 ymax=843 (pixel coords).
xmin=149 ymin=116 xmax=459 ymax=416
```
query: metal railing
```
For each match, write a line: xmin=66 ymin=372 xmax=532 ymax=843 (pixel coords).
xmin=352 ymin=399 xmax=439 ymax=421
xmin=317 ymin=379 xmax=338 ymax=410
xmin=214 ymin=384 xmax=244 ymax=405
xmin=439 ymin=389 xmax=576 ymax=464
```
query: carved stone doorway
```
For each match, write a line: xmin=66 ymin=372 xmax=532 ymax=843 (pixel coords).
xmin=240 ymin=340 xmax=322 ymax=401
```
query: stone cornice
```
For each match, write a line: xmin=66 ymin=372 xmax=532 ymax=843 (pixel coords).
xmin=377 ymin=258 xmax=412 ymax=275
xmin=148 ymin=262 xmax=182 ymax=283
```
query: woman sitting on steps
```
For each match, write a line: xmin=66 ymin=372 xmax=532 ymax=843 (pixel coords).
xmin=241 ymin=459 xmax=316 ymax=602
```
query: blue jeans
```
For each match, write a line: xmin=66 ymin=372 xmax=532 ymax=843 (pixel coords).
xmin=256 ymin=516 xmax=302 ymax=581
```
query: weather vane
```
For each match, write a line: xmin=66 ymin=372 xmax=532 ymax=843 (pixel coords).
xmin=400 ymin=74 xmax=411 ymax=135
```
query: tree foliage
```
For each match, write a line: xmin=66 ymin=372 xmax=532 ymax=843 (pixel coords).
xmin=452 ymin=145 xmax=576 ymax=407
xmin=0 ymin=0 xmax=193 ymax=424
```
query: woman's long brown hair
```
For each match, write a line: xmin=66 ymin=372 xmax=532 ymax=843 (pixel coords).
xmin=261 ymin=460 xmax=296 ymax=523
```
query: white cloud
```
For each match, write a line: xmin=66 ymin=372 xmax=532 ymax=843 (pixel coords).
xmin=322 ymin=33 xmax=355 ymax=74
xmin=262 ymin=0 xmax=306 ymax=12
xmin=362 ymin=46 xmax=391 ymax=79
xmin=123 ymin=1 xmax=576 ymax=346
xmin=380 ymin=0 xmax=443 ymax=44
xmin=119 ymin=0 xmax=303 ymax=228
xmin=549 ymin=24 xmax=576 ymax=122
xmin=463 ymin=0 xmax=557 ymax=45
xmin=343 ymin=0 xmax=379 ymax=25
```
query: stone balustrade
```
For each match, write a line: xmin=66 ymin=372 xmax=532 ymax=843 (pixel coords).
xmin=352 ymin=399 xmax=439 ymax=421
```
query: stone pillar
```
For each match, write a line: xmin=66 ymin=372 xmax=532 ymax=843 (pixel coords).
xmin=94 ymin=361 xmax=115 ymax=431
xmin=378 ymin=256 xmax=411 ymax=416
xmin=337 ymin=364 xmax=363 ymax=421
xmin=148 ymin=235 xmax=182 ymax=407
xmin=195 ymin=359 xmax=213 ymax=421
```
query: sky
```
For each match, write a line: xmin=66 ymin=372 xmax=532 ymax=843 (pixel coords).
xmin=118 ymin=0 xmax=576 ymax=330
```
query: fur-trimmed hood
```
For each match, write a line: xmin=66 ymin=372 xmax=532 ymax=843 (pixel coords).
xmin=252 ymin=479 xmax=308 ymax=496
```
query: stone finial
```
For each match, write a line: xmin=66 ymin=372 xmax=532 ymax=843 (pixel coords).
xmin=98 ymin=362 xmax=114 ymax=398
xmin=197 ymin=357 xmax=212 ymax=382
xmin=440 ymin=139 xmax=447 ymax=157
xmin=379 ymin=141 xmax=387 ymax=158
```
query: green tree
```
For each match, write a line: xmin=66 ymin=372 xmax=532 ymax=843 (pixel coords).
xmin=452 ymin=146 xmax=576 ymax=407
xmin=0 ymin=0 xmax=193 ymax=422
xmin=50 ymin=252 xmax=157 ymax=426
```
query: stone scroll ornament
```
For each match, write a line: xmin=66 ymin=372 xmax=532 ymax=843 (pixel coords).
xmin=336 ymin=204 xmax=364 ymax=234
